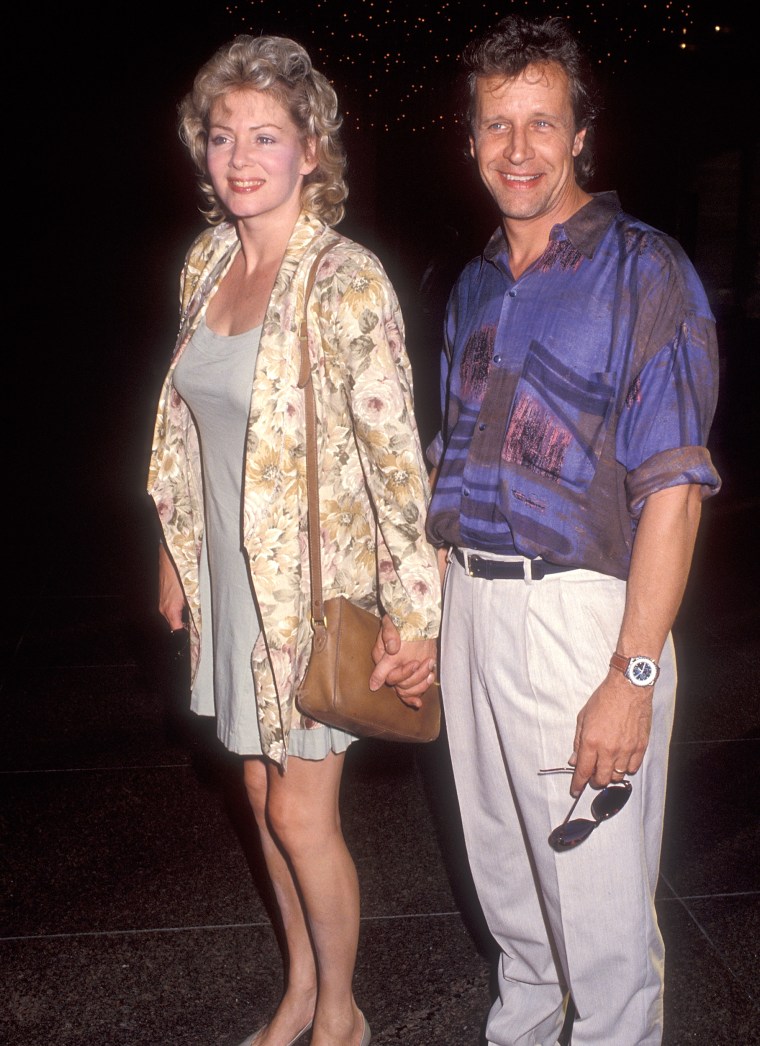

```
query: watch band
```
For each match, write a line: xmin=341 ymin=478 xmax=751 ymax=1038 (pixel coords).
xmin=609 ymin=652 xmax=633 ymax=675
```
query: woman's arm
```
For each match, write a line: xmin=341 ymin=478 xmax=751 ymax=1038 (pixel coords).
xmin=158 ymin=542 xmax=188 ymax=631
xmin=327 ymin=249 xmax=441 ymax=700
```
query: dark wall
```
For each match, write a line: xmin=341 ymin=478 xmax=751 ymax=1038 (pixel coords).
xmin=12 ymin=5 xmax=755 ymax=609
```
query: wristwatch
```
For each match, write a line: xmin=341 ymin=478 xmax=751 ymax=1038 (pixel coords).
xmin=609 ymin=652 xmax=660 ymax=687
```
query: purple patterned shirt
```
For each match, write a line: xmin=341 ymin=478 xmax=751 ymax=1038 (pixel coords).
xmin=426 ymin=192 xmax=721 ymax=579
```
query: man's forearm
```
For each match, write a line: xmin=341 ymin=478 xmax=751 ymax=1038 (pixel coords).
xmin=570 ymin=482 xmax=704 ymax=791
xmin=616 ymin=483 xmax=704 ymax=662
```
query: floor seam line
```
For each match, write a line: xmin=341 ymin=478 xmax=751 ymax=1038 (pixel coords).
xmin=0 ymin=911 xmax=463 ymax=944
xmin=659 ymin=873 xmax=757 ymax=1003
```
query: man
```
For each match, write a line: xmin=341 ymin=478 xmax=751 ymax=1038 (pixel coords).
xmin=373 ymin=14 xmax=720 ymax=1046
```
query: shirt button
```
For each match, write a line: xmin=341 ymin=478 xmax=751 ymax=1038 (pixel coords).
xmin=493 ymin=354 xmax=501 ymax=364
xmin=478 ymin=423 xmax=486 ymax=431
xmin=463 ymin=488 xmax=470 ymax=497
xmin=509 ymin=290 xmax=517 ymax=297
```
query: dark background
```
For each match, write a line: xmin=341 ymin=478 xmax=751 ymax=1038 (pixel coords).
xmin=3 ymin=7 xmax=758 ymax=1042
xmin=11 ymin=0 xmax=757 ymax=612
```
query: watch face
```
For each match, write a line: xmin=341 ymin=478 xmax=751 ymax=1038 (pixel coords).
xmin=629 ymin=657 xmax=656 ymax=685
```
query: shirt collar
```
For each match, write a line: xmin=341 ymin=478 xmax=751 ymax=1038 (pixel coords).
xmin=482 ymin=191 xmax=622 ymax=271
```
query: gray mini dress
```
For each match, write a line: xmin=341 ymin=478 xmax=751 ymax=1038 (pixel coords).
xmin=173 ymin=317 xmax=356 ymax=759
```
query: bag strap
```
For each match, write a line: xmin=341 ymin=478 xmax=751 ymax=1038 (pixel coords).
xmin=298 ymin=242 xmax=337 ymax=639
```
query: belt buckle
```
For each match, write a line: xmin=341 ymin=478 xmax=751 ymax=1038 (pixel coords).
xmin=465 ymin=550 xmax=477 ymax=577
xmin=460 ymin=549 xmax=481 ymax=578
xmin=528 ymin=558 xmax=545 ymax=581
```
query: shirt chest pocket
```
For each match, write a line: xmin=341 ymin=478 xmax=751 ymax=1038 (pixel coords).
xmin=502 ymin=340 xmax=616 ymax=492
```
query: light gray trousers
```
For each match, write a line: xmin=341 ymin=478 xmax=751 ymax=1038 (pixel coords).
xmin=440 ymin=552 xmax=676 ymax=1046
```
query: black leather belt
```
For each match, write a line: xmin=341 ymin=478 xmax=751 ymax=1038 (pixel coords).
xmin=453 ymin=547 xmax=577 ymax=581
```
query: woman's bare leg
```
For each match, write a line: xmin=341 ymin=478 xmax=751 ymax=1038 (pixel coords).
xmin=242 ymin=757 xmax=317 ymax=1045
xmin=242 ymin=751 xmax=365 ymax=1046
xmin=266 ymin=752 xmax=364 ymax=1046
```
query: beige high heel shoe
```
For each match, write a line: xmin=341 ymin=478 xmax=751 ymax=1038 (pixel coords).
xmin=235 ymin=1021 xmax=312 ymax=1046
xmin=357 ymin=1013 xmax=371 ymax=1046
xmin=237 ymin=1012 xmax=368 ymax=1046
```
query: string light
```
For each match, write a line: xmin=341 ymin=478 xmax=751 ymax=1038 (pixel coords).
xmin=225 ymin=1 xmax=735 ymax=131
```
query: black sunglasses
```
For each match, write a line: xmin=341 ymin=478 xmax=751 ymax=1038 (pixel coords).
xmin=548 ymin=780 xmax=632 ymax=851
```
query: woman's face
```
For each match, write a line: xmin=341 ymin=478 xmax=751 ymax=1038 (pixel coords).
xmin=206 ymin=88 xmax=317 ymax=226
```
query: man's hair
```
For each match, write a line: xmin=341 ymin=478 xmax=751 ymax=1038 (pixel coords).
xmin=178 ymin=35 xmax=347 ymax=226
xmin=461 ymin=15 xmax=601 ymax=185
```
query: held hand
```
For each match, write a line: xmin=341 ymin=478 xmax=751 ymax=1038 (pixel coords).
xmin=370 ymin=614 xmax=438 ymax=709
xmin=373 ymin=613 xmax=402 ymax=658
xmin=569 ymin=670 xmax=653 ymax=796
xmin=158 ymin=544 xmax=188 ymax=632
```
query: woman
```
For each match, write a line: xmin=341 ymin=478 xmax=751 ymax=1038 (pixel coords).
xmin=147 ymin=35 xmax=440 ymax=1046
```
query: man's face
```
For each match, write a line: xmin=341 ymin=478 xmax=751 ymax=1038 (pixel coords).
xmin=469 ymin=63 xmax=587 ymax=230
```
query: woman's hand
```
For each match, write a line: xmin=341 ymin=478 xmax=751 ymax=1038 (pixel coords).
xmin=370 ymin=614 xmax=438 ymax=709
xmin=158 ymin=543 xmax=187 ymax=631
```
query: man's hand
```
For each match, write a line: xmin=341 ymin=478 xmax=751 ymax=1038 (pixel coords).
xmin=569 ymin=670 xmax=653 ymax=795
xmin=370 ymin=614 xmax=438 ymax=709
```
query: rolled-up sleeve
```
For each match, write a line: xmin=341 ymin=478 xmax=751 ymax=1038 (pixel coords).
xmin=619 ymin=310 xmax=721 ymax=516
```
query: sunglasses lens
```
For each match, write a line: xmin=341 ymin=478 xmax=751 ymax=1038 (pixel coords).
xmin=548 ymin=782 xmax=633 ymax=851
xmin=548 ymin=817 xmax=597 ymax=851
xmin=591 ymin=782 xmax=632 ymax=821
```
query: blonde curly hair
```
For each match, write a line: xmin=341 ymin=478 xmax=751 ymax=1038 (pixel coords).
xmin=179 ymin=35 xmax=347 ymax=226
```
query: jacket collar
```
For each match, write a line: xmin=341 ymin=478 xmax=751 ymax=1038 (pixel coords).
xmin=482 ymin=191 xmax=622 ymax=270
xmin=177 ymin=211 xmax=330 ymax=348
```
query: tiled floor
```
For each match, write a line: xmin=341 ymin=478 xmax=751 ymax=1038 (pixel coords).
xmin=2 ymin=332 xmax=759 ymax=1045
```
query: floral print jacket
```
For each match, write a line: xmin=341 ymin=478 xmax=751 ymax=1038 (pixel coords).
xmin=148 ymin=211 xmax=441 ymax=766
